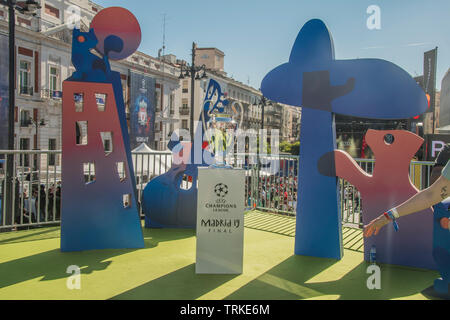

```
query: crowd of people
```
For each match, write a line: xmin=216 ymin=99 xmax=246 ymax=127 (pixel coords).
xmin=1 ymin=179 xmax=62 ymax=229
xmin=247 ymin=175 xmax=298 ymax=213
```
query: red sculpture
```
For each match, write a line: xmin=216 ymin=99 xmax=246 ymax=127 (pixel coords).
xmin=319 ymin=129 xmax=435 ymax=269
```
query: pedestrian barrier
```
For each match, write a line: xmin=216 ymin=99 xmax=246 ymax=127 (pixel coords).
xmin=0 ymin=150 xmax=434 ymax=231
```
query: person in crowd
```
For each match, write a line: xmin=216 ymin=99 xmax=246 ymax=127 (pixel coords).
xmin=39 ymin=184 xmax=47 ymax=222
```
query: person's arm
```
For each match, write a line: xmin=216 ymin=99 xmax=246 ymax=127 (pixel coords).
xmin=364 ymin=175 xmax=450 ymax=237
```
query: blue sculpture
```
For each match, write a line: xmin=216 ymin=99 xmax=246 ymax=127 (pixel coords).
xmin=432 ymin=200 xmax=450 ymax=296
xmin=261 ymin=19 xmax=428 ymax=259
xmin=142 ymin=79 xmax=227 ymax=228
xmin=61 ymin=7 xmax=144 ymax=252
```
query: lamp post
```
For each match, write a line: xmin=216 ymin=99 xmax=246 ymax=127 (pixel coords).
xmin=1 ymin=0 xmax=40 ymax=226
xmin=28 ymin=118 xmax=45 ymax=170
xmin=179 ymin=42 xmax=207 ymax=141
xmin=259 ymin=96 xmax=268 ymax=131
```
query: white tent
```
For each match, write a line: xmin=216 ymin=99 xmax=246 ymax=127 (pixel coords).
xmin=131 ymin=143 xmax=173 ymax=179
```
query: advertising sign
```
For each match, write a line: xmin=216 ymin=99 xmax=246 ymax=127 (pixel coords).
xmin=130 ymin=72 xmax=156 ymax=149
xmin=0 ymin=34 xmax=9 ymax=151
xmin=425 ymin=134 xmax=450 ymax=161
xmin=196 ymin=168 xmax=245 ymax=274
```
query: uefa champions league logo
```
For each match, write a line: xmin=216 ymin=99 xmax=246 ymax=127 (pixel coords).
xmin=214 ymin=183 xmax=229 ymax=198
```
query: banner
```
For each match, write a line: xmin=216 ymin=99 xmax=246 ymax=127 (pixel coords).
xmin=129 ymin=72 xmax=156 ymax=149
xmin=424 ymin=48 xmax=437 ymax=114
xmin=196 ymin=168 xmax=245 ymax=274
xmin=0 ymin=34 xmax=9 ymax=151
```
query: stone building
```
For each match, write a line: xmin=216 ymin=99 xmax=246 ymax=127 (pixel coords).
xmin=0 ymin=0 xmax=301 ymax=167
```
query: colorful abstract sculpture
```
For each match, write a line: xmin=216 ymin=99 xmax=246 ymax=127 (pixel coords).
xmin=319 ymin=130 xmax=435 ymax=269
xmin=432 ymin=200 xmax=450 ymax=295
xmin=142 ymin=80 xmax=228 ymax=228
xmin=61 ymin=7 xmax=144 ymax=252
xmin=261 ymin=19 xmax=428 ymax=259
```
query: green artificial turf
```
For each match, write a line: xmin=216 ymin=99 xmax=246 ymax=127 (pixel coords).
xmin=0 ymin=211 xmax=441 ymax=300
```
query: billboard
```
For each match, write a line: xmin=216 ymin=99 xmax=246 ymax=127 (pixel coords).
xmin=129 ymin=72 xmax=156 ymax=150
xmin=0 ymin=34 xmax=9 ymax=151
xmin=424 ymin=134 xmax=450 ymax=161
xmin=439 ymin=70 xmax=450 ymax=129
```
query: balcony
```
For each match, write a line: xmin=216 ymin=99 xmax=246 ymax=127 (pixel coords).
xmin=179 ymin=108 xmax=190 ymax=116
xmin=19 ymin=86 xmax=34 ymax=96
xmin=265 ymin=108 xmax=282 ymax=117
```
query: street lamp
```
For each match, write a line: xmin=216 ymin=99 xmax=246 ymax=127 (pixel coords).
xmin=27 ymin=118 xmax=45 ymax=170
xmin=178 ymin=42 xmax=207 ymax=141
xmin=0 ymin=0 xmax=40 ymax=226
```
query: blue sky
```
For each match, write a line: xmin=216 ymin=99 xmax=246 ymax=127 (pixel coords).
xmin=95 ymin=0 xmax=450 ymax=90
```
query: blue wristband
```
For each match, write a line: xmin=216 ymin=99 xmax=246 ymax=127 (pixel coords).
xmin=387 ymin=210 xmax=399 ymax=232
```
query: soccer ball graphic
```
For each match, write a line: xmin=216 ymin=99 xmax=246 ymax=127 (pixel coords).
xmin=214 ymin=183 xmax=229 ymax=198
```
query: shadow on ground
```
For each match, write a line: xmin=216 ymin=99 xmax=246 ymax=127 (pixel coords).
xmin=111 ymin=264 xmax=237 ymax=300
xmin=224 ymin=255 xmax=440 ymax=300
xmin=0 ymin=227 xmax=194 ymax=290
xmin=0 ymin=227 xmax=61 ymax=245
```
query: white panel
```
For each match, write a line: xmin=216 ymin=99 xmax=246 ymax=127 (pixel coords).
xmin=196 ymin=167 xmax=245 ymax=274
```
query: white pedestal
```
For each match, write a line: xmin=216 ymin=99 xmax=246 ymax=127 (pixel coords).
xmin=196 ymin=167 xmax=245 ymax=274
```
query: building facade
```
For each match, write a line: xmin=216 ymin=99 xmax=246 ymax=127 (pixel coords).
xmin=0 ymin=0 xmax=300 ymax=170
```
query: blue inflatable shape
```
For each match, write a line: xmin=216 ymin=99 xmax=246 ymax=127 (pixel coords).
xmin=143 ymin=80 xmax=226 ymax=228
xmin=261 ymin=19 xmax=428 ymax=259
xmin=432 ymin=200 xmax=450 ymax=296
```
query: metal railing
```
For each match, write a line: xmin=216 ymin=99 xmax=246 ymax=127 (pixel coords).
xmin=0 ymin=149 xmax=435 ymax=232
xmin=0 ymin=150 xmax=62 ymax=231
xmin=245 ymin=157 xmax=434 ymax=228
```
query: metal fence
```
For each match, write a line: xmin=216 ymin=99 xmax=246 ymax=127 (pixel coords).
xmin=0 ymin=150 xmax=435 ymax=231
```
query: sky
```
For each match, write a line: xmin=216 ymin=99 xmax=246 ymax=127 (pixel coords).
xmin=95 ymin=0 xmax=450 ymax=90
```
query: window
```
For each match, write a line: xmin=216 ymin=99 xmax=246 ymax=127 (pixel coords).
xmin=123 ymin=194 xmax=132 ymax=209
xmin=182 ymin=120 xmax=188 ymax=130
xmin=48 ymin=139 xmax=57 ymax=166
xmin=19 ymin=138 xmax=30 ymax=167
xmin=155 ymin=90 xmax=161 ymax=111
xmin=74 ymin=93 xmax=84 ymax=112
xmin=100 ymin=132 xmax=113 ymax=155
xmin=116 ymin=162 xmax=126 ymax=182
xmin=19 ymin=61 xmax=32 ymax=95
xmin=83 ymin=162 xmax=96 ymax=184
xmin=45 ymin=4 xmax=60 ymax=18
xmin=182 ymin=80 xmax=188 ymax=93
xmin=169 ymin=94 xmax=175 ymax=114
xmin=49 ymin=66 xmax=59 ymax=96
xmin=95 ymin=93 xmax=107 ymax=112
xmin=20 ymin=110 xmax=31 ymax=127
xmin=76 ymin=121 xmax=88 ymax=145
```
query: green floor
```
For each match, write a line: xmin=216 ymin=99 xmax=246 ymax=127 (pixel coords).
xmin=0 ymin=211 xmax=441 ymax=300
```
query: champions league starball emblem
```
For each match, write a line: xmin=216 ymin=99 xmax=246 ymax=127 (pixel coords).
xmin=214 ymin=183 xmax=229 ymax=198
